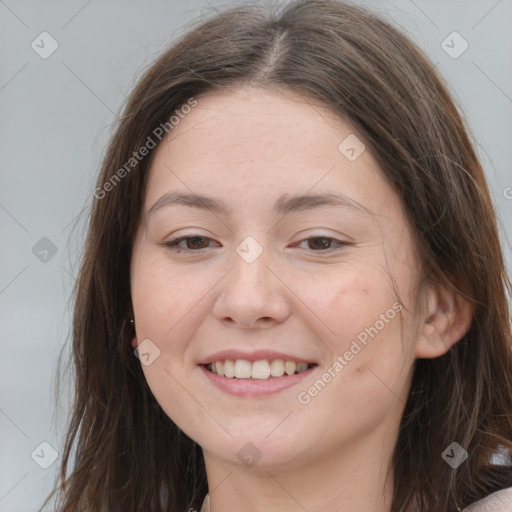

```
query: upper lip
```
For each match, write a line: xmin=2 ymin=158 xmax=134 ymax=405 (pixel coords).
xmin=198 ymin=350 xmax=318 ymax=365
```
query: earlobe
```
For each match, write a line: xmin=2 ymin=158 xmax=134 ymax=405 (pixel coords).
xmin=415 ymin=282 xmax=474 ymax=359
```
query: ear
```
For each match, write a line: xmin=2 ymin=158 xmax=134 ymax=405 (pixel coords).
xmin=131 ymin=334 xmax=138 ymax=349
xmin=414 ymin=282 xmax=473 ymax=359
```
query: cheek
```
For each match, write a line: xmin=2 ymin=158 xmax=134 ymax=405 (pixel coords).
xmin=299 ymin=261 xmax=399 ymax=339
xmin=140 ymin=360 xmax=207 ymax=446
xmin=131 ymin=252 xmax=218 ymax=345
xmin=298 ymin=260 xmax=410 ymax=383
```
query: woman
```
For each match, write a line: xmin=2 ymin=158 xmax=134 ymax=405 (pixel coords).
xmin=43 ymin=1 xmax=512 ymax=511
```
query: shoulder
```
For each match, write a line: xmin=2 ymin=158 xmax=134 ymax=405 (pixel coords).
xmin=463 ymin=487 xmax=512 ymax=511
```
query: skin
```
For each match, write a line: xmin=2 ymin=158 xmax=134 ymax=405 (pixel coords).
xmin=130 ymin=85 xmax=472 ymax=512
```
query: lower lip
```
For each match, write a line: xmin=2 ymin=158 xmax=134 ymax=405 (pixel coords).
xmin=200 ymin=365 xmax=317 ymax=397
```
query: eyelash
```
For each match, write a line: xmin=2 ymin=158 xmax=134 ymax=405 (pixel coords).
xmin=164 ymin=235 xmax=349 ymax=253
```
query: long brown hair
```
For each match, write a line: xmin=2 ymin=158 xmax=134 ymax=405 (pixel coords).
xmin=42 ymin=1 xmax=512 ymax=510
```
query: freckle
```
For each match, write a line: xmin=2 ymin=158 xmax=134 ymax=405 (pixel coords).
xmin=355 ymin=364 xmax=363 ymax=373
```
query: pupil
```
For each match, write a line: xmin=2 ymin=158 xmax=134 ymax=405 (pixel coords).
xmin=310 ymin=237 xmax=330 ymax=250
xmin=188 ymin=236 xmax=207 ymax=249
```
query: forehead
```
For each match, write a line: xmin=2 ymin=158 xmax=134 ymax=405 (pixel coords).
xmin=160 ymin=86 xmax=353 ymax=166
xmin=143 ymin=85 xmax=397 ymax=225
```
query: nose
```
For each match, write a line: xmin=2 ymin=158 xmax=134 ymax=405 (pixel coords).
xmin=212 ymin=247 xmax=292 ymax=329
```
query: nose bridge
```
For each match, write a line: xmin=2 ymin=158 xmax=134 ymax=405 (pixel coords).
xmin=213 ymin=235 xmax=290 ymax=327
xmin=230 ymin=235 xmax=274 ymax=299
xmin=233 ymin=240 xmax=270 ymax=288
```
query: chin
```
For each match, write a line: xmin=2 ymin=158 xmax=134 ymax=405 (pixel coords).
xmin=199 ymin=429 xmax=310 ymax=470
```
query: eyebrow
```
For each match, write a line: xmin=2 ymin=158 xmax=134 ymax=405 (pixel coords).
xmin=147 ymin=191 xmax=373 ymax=217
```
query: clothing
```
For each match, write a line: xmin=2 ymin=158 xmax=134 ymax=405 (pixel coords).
xmin=200 ymin=493 xmax=209 ymax=512
xmin=199 ymin=487 xmax=512 ymax=511
xmin=463 ymin=486 xmax=512 ymax=511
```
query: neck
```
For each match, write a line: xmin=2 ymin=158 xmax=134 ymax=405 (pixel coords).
xmin=203 ymin=427 xmax=396 ymax=512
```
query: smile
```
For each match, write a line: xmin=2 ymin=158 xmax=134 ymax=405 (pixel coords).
xmin=200 ymin=358 xmax=318 ymax=397
xmin=205 ymin=358 xmax=313 ymax=380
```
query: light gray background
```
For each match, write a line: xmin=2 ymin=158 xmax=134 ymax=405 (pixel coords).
xmin=1 ymin=0 xmax=511 ymax=510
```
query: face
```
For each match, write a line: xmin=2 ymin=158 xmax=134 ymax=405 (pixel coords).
xmin=130 ymin=85 xmax=426 ymax=472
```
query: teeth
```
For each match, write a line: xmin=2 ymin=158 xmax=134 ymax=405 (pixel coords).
xmin=284 ymin=361 xmax=296 ymax=375
xmin=223 ymin=359 xmax=235 ymax=378
xmin=207 ymin=358 xmax=312 ymax=380
xmin=252 ymin=360 xmax=271 ymax=380
xmin=270 ymin=359 xmax=285 ymax=377
xmin=296 ymin=362 xmax=308 ymax=372
xmin=234 ymin=359 xmax=252 ymax=379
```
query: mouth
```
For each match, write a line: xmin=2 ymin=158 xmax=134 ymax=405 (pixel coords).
xmin=203 ymin=358 xmax=316 ymax=380
xmin=199 ymin=357 xmax=318 ymax=397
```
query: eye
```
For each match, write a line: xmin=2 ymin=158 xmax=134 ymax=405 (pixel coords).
xmin=165 ymin=235 xmax=220 ymax=251
xmin=164 ymin=235 xmax=348 ymax=253
xmin=294 ymin=236 xmax=347 ymax=252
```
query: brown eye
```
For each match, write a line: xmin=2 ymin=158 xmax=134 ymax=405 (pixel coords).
xmin=165 ymin=236 xmax=218 ymax=251
xmin=307 ymin=237 xmax=333 ymax=250
xmin=184 ymin=236 xmax=210 ymax=249
xmin=293 ymin=236 xmax=348 ymax=253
